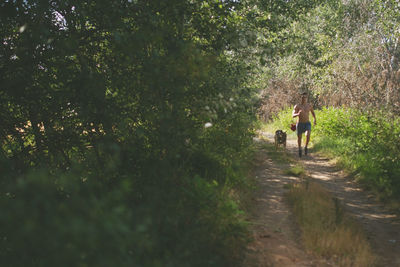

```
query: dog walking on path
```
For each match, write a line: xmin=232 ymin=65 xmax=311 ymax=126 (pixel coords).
xmin=274 ymin=130 xmax=287 ymax=150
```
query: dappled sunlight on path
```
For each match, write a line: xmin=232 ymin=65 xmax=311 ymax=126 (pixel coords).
xmin=266 ymin=132 xmax=400 ymax=267
xmin=244 ymin=136 xmax=333 ymax=267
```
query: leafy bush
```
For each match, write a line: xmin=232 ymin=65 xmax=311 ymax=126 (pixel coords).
xmin=0 ymin=134 xmax=253 ymax=267
xmin=0 ymin=1 xmax=258 ymax=266
xmin=0 ymin=0 xmax=330 ymax=265
xmin=315 ymin=108 xmax=400 ymax=199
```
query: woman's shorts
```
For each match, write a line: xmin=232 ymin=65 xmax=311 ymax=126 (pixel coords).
xmin=296 ymin=122 xmax=311 ymax=135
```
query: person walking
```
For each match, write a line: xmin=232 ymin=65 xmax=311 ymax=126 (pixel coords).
xmin=292 ymin=92 xmax=316 ymax=157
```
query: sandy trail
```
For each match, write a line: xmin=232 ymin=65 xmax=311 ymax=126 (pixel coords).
xmin=244 ymin=132 xmax=400 ymax=266
xmin=244 ymin=135 xmax=330 ymax=266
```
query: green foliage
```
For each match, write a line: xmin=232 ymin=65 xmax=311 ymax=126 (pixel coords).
xmin=0 ymin=0 xmax=328 ymax=265
xmin=265 ymin=108 xmax=298 ymax=138
xmin=313 ymin=107 xmax=400 ymax=200
xmin=0 ymin=0 xmax=264 ymax=266
xmin=258 ymin=0 xmax=400 ymax=202
xmin=269 ymin=108 xmax=295 ymax=131
xmin=0 ymin=163 xmax=251 ymax=267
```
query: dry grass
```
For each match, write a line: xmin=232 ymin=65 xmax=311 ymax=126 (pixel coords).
xmin=286 ymin=181 xmax=376 ymax=267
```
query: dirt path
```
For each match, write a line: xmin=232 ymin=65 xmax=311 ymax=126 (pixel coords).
xmin=244 ymin=135 xmax=331 ymax=267
xmin=244 ymin=132 xmax=400 ymax=267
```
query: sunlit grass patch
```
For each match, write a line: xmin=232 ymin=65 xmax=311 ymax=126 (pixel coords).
xmin=285 ymin=164 xmax=306 ymax=177
xmin=286 ymin=181 xmax=376 ymax=266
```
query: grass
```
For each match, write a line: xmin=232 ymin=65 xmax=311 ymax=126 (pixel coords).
xmin=286 ymin=181 xmax=376 ymax=266
xmin=312 ymin=136 xmax=353 ymax=168
xmin=285 ymin=164 xmax=306 ymax=177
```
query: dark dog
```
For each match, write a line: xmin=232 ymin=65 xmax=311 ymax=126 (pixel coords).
xmin=274 ymin=130 xmax=287 ymax=149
